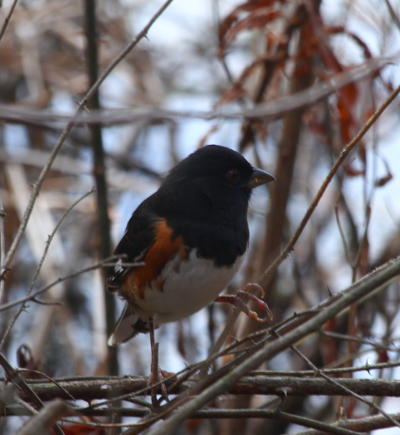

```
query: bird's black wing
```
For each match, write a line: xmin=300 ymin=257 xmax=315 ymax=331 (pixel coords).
xmin=108 ymin=195 xmax=159 ymax=290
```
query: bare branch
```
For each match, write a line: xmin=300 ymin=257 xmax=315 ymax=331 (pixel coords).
xmin=293 ymin=411 xmax=400 ymax=434
xmin=0 ymin=57 xmax=392 ymax=127
xmin=2 ymin=375 xmax=400 ymax=402
xmin=6 ymin=404 xmax=400 ymax=435
xmin=290 ymin=344 xmax=400 ymax=428
xmin=146 ymin=255 xmax=400 ymax=434
xmin=84 ymin=0 xmax=118 ymax=375
xmin=0 ymin=0 xmax=18 ymax=42
xmin=259 ymin=82 xmax=400 ymax=289
xmin=0 ymin=189 xmax=93 ymax=349
xmin=0 ymin=0 xmax=174 ymax=283
xmin=0 ymin=196 xmax=5 ymax=303
xmin=0 ymin=256 xmax=124 ymax=312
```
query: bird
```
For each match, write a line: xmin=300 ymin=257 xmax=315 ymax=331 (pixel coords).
xmin=107 ymin=145 xmax=274 ymax=352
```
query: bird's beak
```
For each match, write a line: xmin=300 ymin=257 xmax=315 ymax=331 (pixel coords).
xmin=247 ymin=167 xmax=274 ymax=188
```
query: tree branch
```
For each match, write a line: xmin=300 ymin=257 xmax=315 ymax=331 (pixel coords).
xmin=259 ymin=81 xmax=400 ymax=289
xmin=84 ymin=0 xmax=118 ymax=376
xmin=0 ymin=0 xmax=174 ymax=284
xmin=145 ymin=255 xmax=400 ymax=434
xmin=2 ymin=375 xmax=400 ymax=402
xmin=0 ymin=57 xmax=391 ymax=127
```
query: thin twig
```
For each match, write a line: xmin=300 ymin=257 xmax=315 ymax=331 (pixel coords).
xmin=0 ymin=0 xmax=18 ymax=41
xmin=5 ymin=406 xmax=399 ymax=433
xmin=253 ymin=359 xmax=400 ymax=376
xmin=18 ymin=369 xmax=76 ymax=401
xmin=0 ymin=256 xmax=124 ymax=312
xmin=0 ymin=190 xmax=93 ymax=349
xmin=335 ymin=205 xmax=351 ymax=265
xmin=145 ymin=255 xmax=400 ymax=435
xmin=321 ymin=330 xmax=400 ymax=352
xmin=384 ymin=0 xmax=400 ymax=31
xmin=0 ymin=0 xmax=174 ymax=283
xmin=31 ymin=190 xmax=94 ymax=291
xmin=0 ymin=196 xmax=5 ymax=303
xmin=292 ymin=411 xmax=400 ymax=434
xmin=290 ymin=344 xmax=400 ymax=429
xmin=0 ymin=353 xmax=43 ymax=409
xmin=209 ymin=81 xmax=400 ymax=367
xmin=68 ymin=409 xmax=361 ymax=435
xmin=0 ymin=57 xmax=392 ymax=127
xmin=0 ymin=353 xmax=65 ymax=435
xmin=259 ymin=82 xmax=400 ymax=289
xmin=1 ymin=406 xmax=361 ymax=435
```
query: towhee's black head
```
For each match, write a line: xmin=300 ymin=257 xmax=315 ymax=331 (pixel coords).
xmin=164 ymin=144 xmax=272 ymax=189
xmin=154 ymin=145 xmax=274 ymax=265
xmin=108 ymin=145 xmax=274 ymax=345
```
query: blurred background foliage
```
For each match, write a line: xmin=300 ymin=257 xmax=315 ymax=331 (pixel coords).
xmin=1 ymin=0 xmax=400 ymax=433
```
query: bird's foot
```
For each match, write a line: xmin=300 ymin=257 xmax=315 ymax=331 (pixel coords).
xmin=215 ymin=283 xmax=273 ymax=322
xmin=148 ymin=330 xmax=175 ymax=409
xmin=148 ymin=364 xmax=173 ymax=408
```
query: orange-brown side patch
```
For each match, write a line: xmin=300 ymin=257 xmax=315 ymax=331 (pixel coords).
xmin=122 ymin=219 xmax=186 ymax=299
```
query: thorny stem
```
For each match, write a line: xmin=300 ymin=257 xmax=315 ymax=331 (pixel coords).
xmin=146 ymin=256 xmax=400 ymax=434
xmin=259 ymin=83 xmax=400 ymax=289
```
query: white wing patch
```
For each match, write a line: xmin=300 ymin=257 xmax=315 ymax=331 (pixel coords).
xmin=114 ymin=258 xmax=124 ymax=274
xmin=112 ymin=247 xmax=148 ymax=281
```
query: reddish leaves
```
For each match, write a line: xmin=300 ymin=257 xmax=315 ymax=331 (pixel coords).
xmin=218 ymin=0 xmax=285 ymax=55
xmin=217 ymin=0 xmax=391 ymax=174
xmin=222 ymin=10 xmax=282 ymax=50
xmin=375 ymin=158 xmax=393 ymax=187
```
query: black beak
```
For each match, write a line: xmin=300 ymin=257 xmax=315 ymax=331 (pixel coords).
xmin=247 ymin=167 xmax=274 ymax=188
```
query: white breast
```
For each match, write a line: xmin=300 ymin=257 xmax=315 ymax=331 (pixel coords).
xmin=134 ymin=250 xmax=242 ymax=325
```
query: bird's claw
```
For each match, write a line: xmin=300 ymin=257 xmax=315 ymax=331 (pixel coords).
xmin=215 ymin=283 xmax=273 ymax=322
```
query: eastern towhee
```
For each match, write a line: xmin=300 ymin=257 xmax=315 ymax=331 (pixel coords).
xmin=107 ymin=145 xmax=274 ymax=346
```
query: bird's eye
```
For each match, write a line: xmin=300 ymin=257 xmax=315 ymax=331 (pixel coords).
xmin=225 ymin=168 xmax=240 ymax=184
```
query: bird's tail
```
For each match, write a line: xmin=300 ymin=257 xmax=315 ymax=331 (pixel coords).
xmin=107 ymin=303 xmax=150 ymax=346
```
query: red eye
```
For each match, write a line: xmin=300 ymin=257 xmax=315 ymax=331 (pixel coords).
xmin=226 ymin=168 xmax=240 ymax=184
